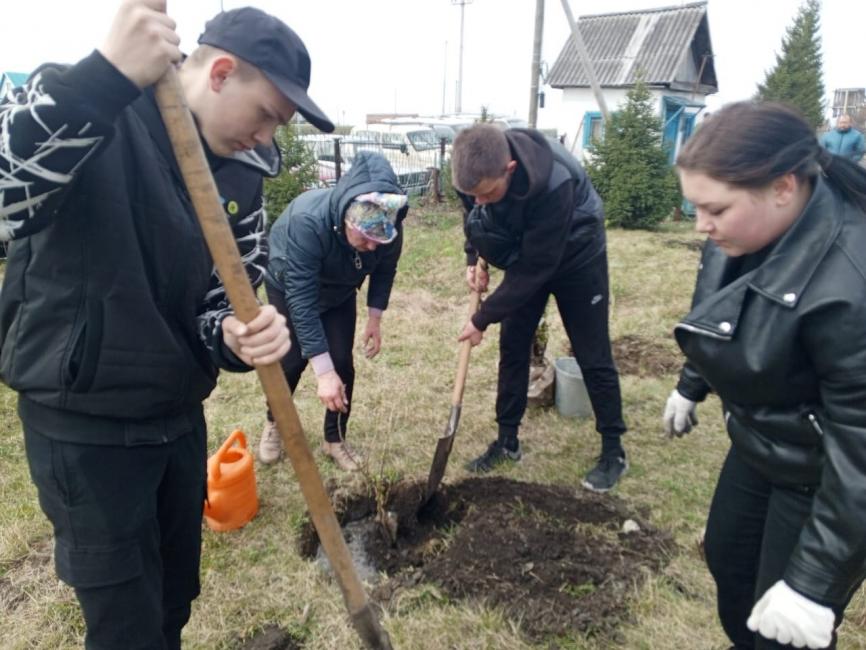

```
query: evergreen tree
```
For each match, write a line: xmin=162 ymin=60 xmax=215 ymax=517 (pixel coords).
xmin=755 ymin=0 xmax=825 ymax=129
xmin=263 ymin=125 xmax=320 ymax=223
xmin=585 ymin=77 xmax=680 ymax=229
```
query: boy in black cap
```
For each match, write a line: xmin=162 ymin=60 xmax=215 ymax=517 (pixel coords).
xmin=0 ymin=1 xmax=332 ymax=646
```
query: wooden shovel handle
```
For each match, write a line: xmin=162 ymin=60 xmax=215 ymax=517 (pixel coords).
xmin=152 ymin=67 xmax=391 ymax=650
xmin=451 ymin=259 xmax=487 ymax=406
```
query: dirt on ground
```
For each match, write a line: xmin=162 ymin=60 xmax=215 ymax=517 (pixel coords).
xmin=0 ymin=537 xmax=53 ymax=613
xmin=611 ymin=334 xmax=684 ymax=378
xmin=237 ymin=625 xmax=303 ymax=650
xmin=298 ymin=477 xmax=675 ymax=644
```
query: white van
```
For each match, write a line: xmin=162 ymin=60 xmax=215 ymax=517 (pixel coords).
xmin=348 ymin=123 xmax=442 ymax=170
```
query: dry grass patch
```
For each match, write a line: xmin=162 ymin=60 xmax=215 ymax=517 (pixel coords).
xmin=2 ymin=213 xmax=865 ymax=648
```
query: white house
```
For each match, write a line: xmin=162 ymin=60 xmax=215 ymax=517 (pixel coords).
xmin=541 ymin=1 xmax=718 ymax=162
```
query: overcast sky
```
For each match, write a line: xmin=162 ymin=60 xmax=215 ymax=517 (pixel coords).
xmin=2 ymin=1 xmax=863 ymax=127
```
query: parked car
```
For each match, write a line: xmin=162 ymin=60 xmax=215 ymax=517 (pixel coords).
xmin=298 ymin=135 xmax=344 ymax=188
xmin=349 ymin=124 xmax=442 ymax=168
xmin=493 ymin=116 xmax=529 ymax=130
xmin=380 ymin=116 xmax=474 ymax=144
xmin=299 ymin=131 xmax=435 ymax=195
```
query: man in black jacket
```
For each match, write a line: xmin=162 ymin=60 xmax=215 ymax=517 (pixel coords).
xmin=259 ymin=152 xmax=408 ymax=471
xmin=0 ymin=2 xmax=333 ymax=646
xmin=451 ymin=124 xmax=628 ymax=492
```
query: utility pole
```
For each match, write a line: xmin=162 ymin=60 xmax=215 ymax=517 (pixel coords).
xmin=442 ymin=41 xmax=448 ymax=115
xmin=528 ymin=0 xmax=544 ymax=127
xmin=452 ymin=0 xmax=473 ymax=114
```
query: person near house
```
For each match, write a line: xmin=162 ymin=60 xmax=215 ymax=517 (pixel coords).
xmin=664 ymin=101 xmax=866 ymax=649
xmin=450 ymin=123 xmax=628 ymax=492
xmin=819 ymin=114 xmax=865 ymax=163
xmin=0 ymin=2 xmax=335 ymax=646
xmin=258 ymin=151 xmax=408 ymax=471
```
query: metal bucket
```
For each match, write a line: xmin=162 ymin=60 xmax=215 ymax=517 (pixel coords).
xmin=554 ymin=357 xmax=593 ymax=418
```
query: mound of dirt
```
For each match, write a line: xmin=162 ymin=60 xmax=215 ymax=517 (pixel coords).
xmin=611 ymin=334 xmax=683 ymax=377
xmin=299 ymin=477 xmax=675 ymax=643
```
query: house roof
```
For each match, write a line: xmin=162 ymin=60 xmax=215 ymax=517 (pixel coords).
xmin=547 ymin=2 xmax=717 ymax=93
xmin=1 ymin=72 xmax=29 ymax=88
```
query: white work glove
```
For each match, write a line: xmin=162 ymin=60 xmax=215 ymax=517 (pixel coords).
xmin=747 ymin=580 xmax=834 ymax=649
xmin=662 ymin=390 xmax=698 ymax=437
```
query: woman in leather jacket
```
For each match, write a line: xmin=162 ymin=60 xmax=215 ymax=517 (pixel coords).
xmin=664 ymin=102 xmax=866 ymax=649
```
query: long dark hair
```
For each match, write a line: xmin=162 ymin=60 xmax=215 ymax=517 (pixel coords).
xmin=677 ymin=102 xmax=866 ymax=212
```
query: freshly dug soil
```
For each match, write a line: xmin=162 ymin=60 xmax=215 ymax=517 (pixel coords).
xmin=611 ymin=334 xmax=684 ymax=377
xmin=299 ymin=477 xmax=675 ymax=643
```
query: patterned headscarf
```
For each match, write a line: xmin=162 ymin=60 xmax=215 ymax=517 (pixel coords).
xmin=344 ymin=192 xmax=407 ymax=244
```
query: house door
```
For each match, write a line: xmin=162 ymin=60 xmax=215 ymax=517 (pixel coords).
xmin=662 ymin=97 xmax=702 ymax=164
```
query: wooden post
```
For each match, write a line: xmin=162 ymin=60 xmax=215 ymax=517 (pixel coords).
xmin=559 ymin=0 xmax=609 ymax=122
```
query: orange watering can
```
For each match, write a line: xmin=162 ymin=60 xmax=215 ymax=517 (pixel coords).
xmin=204 ymin=430 xmax=258 ymax=532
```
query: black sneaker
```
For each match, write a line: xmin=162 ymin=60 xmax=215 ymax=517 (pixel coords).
xmin=465 ymin=440 xmax=522 ymax=473
xmin=582 ymin=452 xmax=628 ymax=492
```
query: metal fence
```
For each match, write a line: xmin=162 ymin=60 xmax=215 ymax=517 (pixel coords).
xmin=296 ymin=131 xmax=450 ymax=196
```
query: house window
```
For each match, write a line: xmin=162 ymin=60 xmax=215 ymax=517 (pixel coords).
xmin=582 ymin=112 xmax=604 ymax=148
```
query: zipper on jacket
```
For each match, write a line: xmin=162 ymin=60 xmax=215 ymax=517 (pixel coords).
xmin=353 ymin=251 xmax=362 ymax=270
xmin=807 ymin=412 xmax=824 ymax=437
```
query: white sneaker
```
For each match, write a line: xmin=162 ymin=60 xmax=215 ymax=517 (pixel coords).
xmin=258 ymin=420 xmax=282 ymax=464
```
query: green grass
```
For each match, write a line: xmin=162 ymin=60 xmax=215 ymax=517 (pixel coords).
xmin=2 ymin=214 xmax=865 ymax=648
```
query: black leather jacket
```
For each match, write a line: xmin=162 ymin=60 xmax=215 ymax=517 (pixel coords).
xmin=674 ymin=178 xmax=866 ymax=605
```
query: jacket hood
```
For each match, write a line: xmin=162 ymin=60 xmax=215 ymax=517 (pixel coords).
xmin=328 ymin=151 xmax=407 ymax=231
xmin=232 ymin=143 xmax=281 ymax=177
xmin=504 ymin=128 xmax=554 ymax=201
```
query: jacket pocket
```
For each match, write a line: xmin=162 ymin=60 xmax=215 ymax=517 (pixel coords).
xmin=54 ymin=538 xmax=143 ymax=589
xmin=62 ymin=299 xmax=104 ymax=393
xmin=0 ymin=301 xmax=23 ymax=384
xmin=465 ymin=205 xmax=522 ymax=269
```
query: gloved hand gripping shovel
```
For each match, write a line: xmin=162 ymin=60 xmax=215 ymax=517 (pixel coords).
xmin=421 ymin=261 xmax=486 ymax=509
xmin=153 ymin=60 xmax=392 ymax=650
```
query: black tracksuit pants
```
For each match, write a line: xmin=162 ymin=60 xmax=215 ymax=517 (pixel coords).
xmin=705 ymin=446 xmax=856 ymax=649
xmin=265 ymin=284 xmax=356 ymax=443
xmin=496 ymin=250 xmax=626 ymax=442
xmin=22 ymin=406 xmax=206 ymax=649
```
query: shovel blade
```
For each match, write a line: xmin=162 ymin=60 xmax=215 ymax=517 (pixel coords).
xmin=423 ymin=405 xmax=462 ymax=503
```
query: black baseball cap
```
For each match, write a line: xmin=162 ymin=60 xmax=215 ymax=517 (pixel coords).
xmin=198 ymin=7 xmax=335 ymax=133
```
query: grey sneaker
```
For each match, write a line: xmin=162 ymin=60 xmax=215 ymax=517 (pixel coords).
xmin=465 ymin=440 xmax=522 ymax=473
xmin=582 ymin=452 xmax=628 ymax=492
xmin=258 ymin=420 xmax=282 ymax=464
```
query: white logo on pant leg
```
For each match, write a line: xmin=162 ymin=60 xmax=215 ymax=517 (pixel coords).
xmin=591 ymin=294 xmax=602 ymax=305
